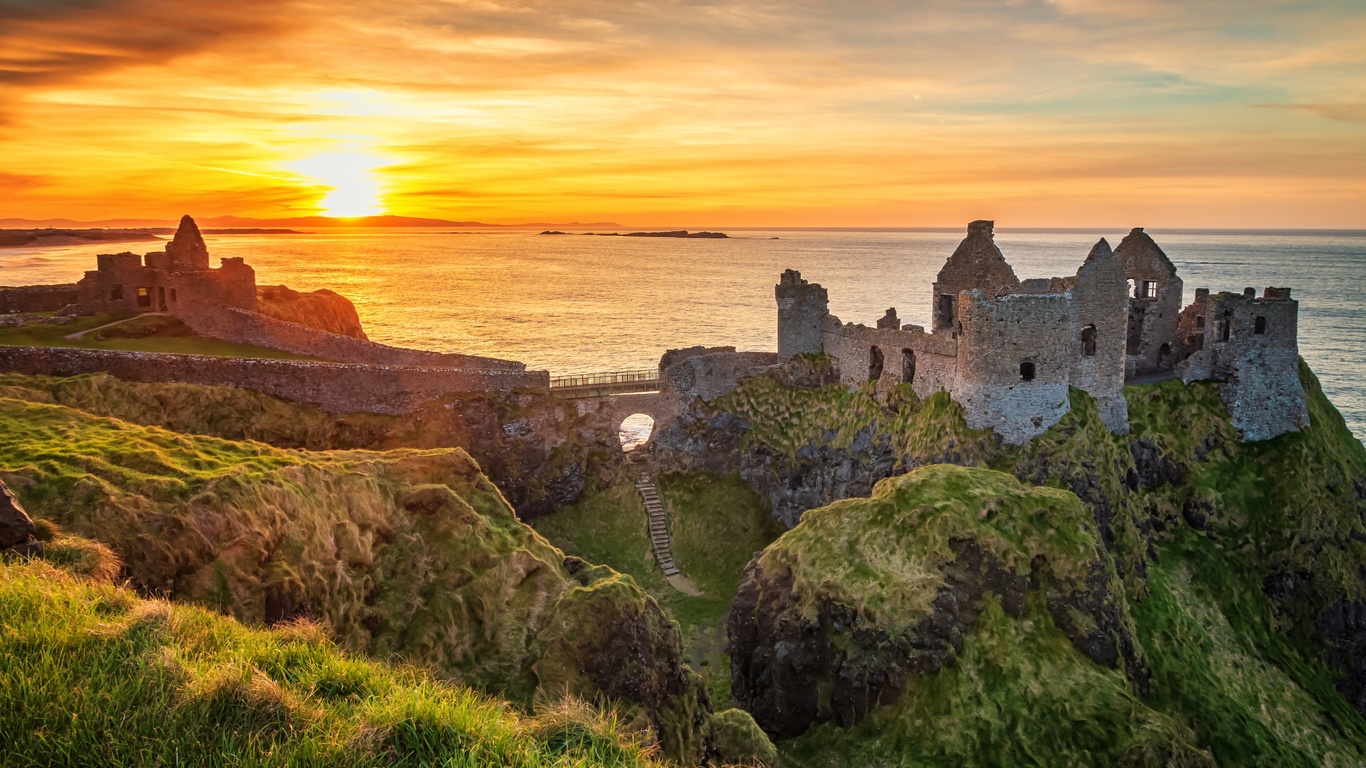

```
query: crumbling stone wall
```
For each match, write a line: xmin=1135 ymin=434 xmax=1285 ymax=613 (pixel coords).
xmin=1178 ymin=287 xmax=1307 ymax=441
xmin=179 ymin=305 xmax=524 ymax=370
xmin=659 ymin=346 xmax=778 ymax=403
xmin=1069 ymin=239 xmax=1130 ymax=433
xmin=1115 ymin=227 xmax=1183 ymax=376
xmin=951 ymin=290 xmax=1073 ymax=445
xmin=931 ymin=220 xmax=1020 ymax=332
xmin=0 ymin=346 xmax=548 ymax=415
xmin=820 ymin=319 xmax=957 ymax=398
xmin=776 ymin=269 xmax=828 ymax=359
xmin=0 ymin=284 xmax=79 ymax=314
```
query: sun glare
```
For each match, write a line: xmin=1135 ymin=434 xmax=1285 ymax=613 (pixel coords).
xmin=290 ymin=151 xmax=386 ymax=218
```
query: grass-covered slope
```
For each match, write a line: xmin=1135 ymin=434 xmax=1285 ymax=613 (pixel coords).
xmin=0 ymin=558 xmax=661 ymax=767
xmin=0 ymin=371 xmax=623 ymax=517
xmin=0 ymin=313 xmax=318 ymax=359
xmin=0 ymin=395 xmax=771 ymax=765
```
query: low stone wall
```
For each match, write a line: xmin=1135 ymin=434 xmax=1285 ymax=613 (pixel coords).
xmin=179 ymin=305 xmax=524 ymax=371
xmin=0 ymin=284 xmax=80 ymax=314
xmin=0 ymin=346 xmax=549 ymax=414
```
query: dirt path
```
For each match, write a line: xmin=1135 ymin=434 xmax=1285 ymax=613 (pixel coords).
xmin=64 ymin=312 xmax=167 ymax=341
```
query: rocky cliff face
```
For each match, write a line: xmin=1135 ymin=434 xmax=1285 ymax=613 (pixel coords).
xmin=256 ymin=285 xmax=368 ymax=339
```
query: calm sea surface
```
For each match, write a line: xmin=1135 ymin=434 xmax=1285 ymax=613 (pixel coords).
xmin=4 ymin=228 xmax=1364 ymax=443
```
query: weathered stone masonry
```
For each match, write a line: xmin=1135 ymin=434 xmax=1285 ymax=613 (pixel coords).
xmin=776 ymin=221 xmax=1307 ymax=444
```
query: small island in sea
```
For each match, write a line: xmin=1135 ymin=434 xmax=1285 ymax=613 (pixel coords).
xmin=540 ymin=229 xmax=729 ymax=238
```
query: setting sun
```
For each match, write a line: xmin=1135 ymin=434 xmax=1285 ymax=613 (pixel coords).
xmin=289 ymin=151 xmax=386 ymax=218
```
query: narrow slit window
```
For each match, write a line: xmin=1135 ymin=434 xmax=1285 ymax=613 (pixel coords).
xmin=1080 ymin=325 xmax=1097 ymax=357
xmin=868 ymin=346 xmax=884 ymax=382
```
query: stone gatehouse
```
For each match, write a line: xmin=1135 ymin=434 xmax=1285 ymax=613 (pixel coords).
xmin=776 ymin=221 xmax=1307 ymax=444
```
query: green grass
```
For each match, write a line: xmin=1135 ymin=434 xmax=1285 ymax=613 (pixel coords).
xmin=533 ymin=472 xmax=783 ymax=710
xmin=0 ymin=558 xmax=662 ymax=767
xmin=0 ymin=394 xmax=773 ymax=765
xmin=0 ymin=313 xmax=320 ymax=360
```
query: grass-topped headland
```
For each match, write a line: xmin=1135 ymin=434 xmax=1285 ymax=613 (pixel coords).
xmin=0 ymin=393 xmax=773 ymax=765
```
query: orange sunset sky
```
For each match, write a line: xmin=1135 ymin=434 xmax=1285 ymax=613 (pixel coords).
xmin=1 ymin=1 xmax=1364 ymax=228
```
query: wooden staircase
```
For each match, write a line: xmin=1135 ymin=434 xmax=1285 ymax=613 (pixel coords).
xmin=635 ymin=474 xmax=680 ymax=576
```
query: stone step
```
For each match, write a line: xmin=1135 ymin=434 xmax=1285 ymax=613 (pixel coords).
xmin=636 ymin=472 xmax=684 ymax=581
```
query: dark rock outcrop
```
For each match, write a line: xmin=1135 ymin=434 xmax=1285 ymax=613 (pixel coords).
xmin=0 ymin=480 xmax=36 ymax=550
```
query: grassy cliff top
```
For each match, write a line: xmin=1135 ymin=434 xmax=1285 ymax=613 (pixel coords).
xmin=0 ymin=313 xmax=319 ymax=359
xmin=0 ymin=557 xmax=659 ymax=767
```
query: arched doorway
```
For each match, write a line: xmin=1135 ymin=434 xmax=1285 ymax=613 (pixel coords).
xmin=618 ymin=413 xmax=656 ymax=452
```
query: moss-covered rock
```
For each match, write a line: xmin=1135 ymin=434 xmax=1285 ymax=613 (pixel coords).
xmin=728 ymin=464 xmax=1146 ymax=739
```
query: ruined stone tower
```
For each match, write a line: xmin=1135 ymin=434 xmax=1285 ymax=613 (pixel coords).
xmin=775 ymin=269 xmax=828 ymax=359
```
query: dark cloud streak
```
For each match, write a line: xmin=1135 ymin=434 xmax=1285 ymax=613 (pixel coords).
xmin=0 ymin=0 xmax=298 ymax=86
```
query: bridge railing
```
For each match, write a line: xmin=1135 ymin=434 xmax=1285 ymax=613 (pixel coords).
xmin=550 ymin=369 xmax=659 ymax=390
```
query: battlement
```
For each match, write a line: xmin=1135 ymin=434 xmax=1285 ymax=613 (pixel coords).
xmin=774 ymin=221 xmax=1305 ymax=444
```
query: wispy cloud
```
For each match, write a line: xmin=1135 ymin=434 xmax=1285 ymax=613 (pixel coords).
xmin=0 ymin=0 xmax=1363 ymax=225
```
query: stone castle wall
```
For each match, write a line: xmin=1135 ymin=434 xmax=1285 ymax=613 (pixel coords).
xmin=951 ymin=290 xmax=1073 ymax=444
xmin=179 ymin=305 xmax=525 ymax=371
xmin=1179 ymin=288 xmax=1307 ymax=441
xmin=820 ymin=318 xmax=957 ymax=398
xmin=659 ymin=346 xmax=779 ymax=403
xmin=0 ymin=284 xmax=79 ymax=314
xmin=0 ymin=346 xmax=548 ymax=415
xmin=1069 ymin=241 xmax=1130 ymax=432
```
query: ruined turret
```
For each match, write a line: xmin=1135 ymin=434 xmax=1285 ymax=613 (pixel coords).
xmin=164 ymin=214 xmax=210 ymax=272
xmin=931 ymin=220 xmax=1020 ymax=333
xmin=775 ymin=269 xmax=828 ymax=360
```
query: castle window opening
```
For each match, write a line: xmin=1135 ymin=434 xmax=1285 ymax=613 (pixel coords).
xmin=169 ymin=288 xmax=177 ymax=303
xmin=936 ymin=294 xmax=956 ymax=329
xmin=1255 ymin=316 xmax=1267 ymax=335
xmin=157 ymin=287 xmax=167 ymax=311
xmin=1158 ymin=343 xmax=1173 ymax=368
xmin=109 ymin=286 xmax=122 ymax=301
xmin=901 ymin=349 xmax=916 ymax=384
xmin=618 ymin=413 xmax=656 ymax=452
xmin=1020 ymin=360 xmax=1036 ymax=382
xmin=136 ymin=287 xmax=152 ymax=307
xmin=1081 ymin=325 xmax=1097 ymax=357
xmin=1138 ymin=280 xmax=1156 ymax=299
xmin=1220 ymin=318 xmax=1231 ymax=342
xmin=868 ymin=346 xmax=884 ymax=382
xmin=1195 ymin=315 xmax=1205 ymax=328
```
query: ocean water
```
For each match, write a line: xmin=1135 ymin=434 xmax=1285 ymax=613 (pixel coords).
xmin=3 ymin=228 xmax=1364 ymax=443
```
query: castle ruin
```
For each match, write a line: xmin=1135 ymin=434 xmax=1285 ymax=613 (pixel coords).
xmin=77 ymin=215 xmax=257 ymax=317
xmin=777 ymin=221 xmax=1308 ymax=444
